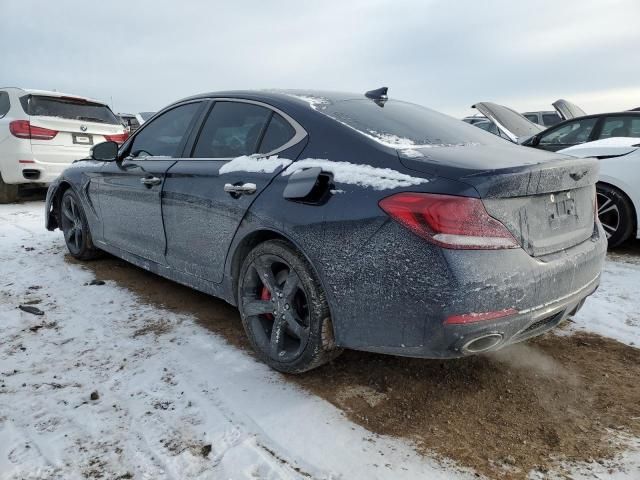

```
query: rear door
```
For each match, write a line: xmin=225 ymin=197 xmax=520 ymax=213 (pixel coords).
xmin=594 ymin=115 xmax=640 ymax=140
xmin=473 ymin=102 xmax=544 ymax=143
xmin=552 ymin=99 xmax=587 ymax=121
xmin=96 ymin=101 xmax=204 ymax=264
xmin=22 ymin=95 xmax=125 ymax=165
xmin=162 ymin=99 xmax=306 ymax=282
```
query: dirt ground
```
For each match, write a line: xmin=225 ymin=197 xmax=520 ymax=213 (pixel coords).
xmin=78 ymin=253 xmax=640 ymax=479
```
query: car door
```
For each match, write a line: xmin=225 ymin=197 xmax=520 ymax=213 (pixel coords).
xmin=96 ymin=101 xmax=204 ymax=264
xmin=535 ymin=117 xmax=600 ymax=152
xmin=162 ymin=99 xmax=306 ymax=283
xmin=594 ymin=115 xmax=640 ymax=141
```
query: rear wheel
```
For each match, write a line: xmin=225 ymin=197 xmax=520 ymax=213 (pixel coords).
xmin=0 ymin=172 xmax=19 ymax=204
xmin=597 ymin=184 xmax=635 ymax=248
xmin=238 ymin=240 xmax=342 ymax=373
xmin=60 ymin=189 xmax=101 ymax=260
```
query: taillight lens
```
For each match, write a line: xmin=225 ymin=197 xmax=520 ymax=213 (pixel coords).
xmin=9 ymin=120 xmax=58 ymax=140
xmin=379 ymin=192 xmax=519 ymax=250
xmin=104 ymin=132 xmax=129 ymax=144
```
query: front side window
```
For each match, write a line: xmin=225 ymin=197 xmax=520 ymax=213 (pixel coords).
xmin=0 ymin=92 xmax=9 ymax=117
xmin=21 ymin=95 xmax=120 ymax=124
xmin=258 ymin=113 xmax=295 ymax=153
xmin=192 ymin=102 xmax=272 ymax=158
xmin=598 ymin=116 xmax=640 ymax=139
xmin=129 ymin=102 xmax=201 ymax=158
xmin=538 ymin=117 xmax=598 ymax=146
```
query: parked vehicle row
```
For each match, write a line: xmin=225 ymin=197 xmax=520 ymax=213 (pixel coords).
xmin=468 ymin=99 xmax=640 ymax=247
xmin=44 ymin=88 xmax=607 ymax=373
xmin=118 ymin=111 xmax=155 ymax=134
xmin=0 ymin=87 xmax=128 ymax=203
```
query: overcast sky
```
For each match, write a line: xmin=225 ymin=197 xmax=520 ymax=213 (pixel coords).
xmin=2 ymin=0 xmax=639 ymax=118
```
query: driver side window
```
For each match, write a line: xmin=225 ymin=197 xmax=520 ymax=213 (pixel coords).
xmin=128 ymin=102 xmax=201 ymax=158
xmin=538 ymin=117 xmax=598 ymax=146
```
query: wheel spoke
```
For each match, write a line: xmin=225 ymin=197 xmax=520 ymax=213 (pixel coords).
xmin=254 ymin=258 xmax=277 ymax=294
xmin=269 ymin=316 xmax=287 ymax=358
xmin=62 ymin=203 xmax=74 ymax=221
xmin=69 ymin=197 xmax=77 ymax=219
xmin=242 ymin=298 xmax=274 ymax=317
xmin=284 ymin=310 xmax=309 ymax=342
xmin=64 ymin=227 xmax=74 ymax=244
xmin=597 ymin=196 xmax=612 ymax=214
xmin=74 ymin=227 xmax=82 ymax=250
xmin=598 ymin=204 xmax=618 ymax=216
xmin=281 ymin=270 xmax=300 ymax=301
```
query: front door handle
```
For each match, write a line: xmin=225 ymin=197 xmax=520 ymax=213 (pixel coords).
xmin=140 ymin=176 xmax=162 ymax=186
xmin=224 ymin=183 xmax=257 ymax=195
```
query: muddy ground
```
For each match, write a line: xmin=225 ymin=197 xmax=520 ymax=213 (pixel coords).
xmin=77 ymin=252 xmax=640 ymax=479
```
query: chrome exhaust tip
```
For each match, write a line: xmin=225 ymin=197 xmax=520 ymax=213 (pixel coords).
xmin=462 ymin=333 xmax=503 ymax=354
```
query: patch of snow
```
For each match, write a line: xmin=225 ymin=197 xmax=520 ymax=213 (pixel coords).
xmin=284 ymin=94 xmax=330 ymax=111
xmin=219 ymin=155 xmax=292 ymax=175
xmin=567 ymin=259 xmax=640 ymax=348
xmin=283 ymin=158 xmax=429 ymax=190
xmin=366 ymin=130 xmax=416 ymax=148
xmin=0 ymin=201 xmax=468 ymax=480
xmin=399 ymin=148 xmax=425 ymax=158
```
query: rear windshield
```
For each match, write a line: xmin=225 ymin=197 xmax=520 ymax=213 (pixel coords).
xmin=20 ymin=95 xmax=120 ymax=124
xmin=321 ymin=99 xmax=502 ymax=147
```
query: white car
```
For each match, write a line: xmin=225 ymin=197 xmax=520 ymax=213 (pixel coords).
xmin=0 ymin=87 xmax=128 ymax=203
xmin=559 ymin=137 xmax=640 ymax=247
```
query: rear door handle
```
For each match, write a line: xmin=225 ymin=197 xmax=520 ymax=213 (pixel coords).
xmin=224 ymin=183 xmax=257 ymax=195
xmin=140 ymin=176 xmax=162 ymax=186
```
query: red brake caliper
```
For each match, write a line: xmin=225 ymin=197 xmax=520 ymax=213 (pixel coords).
xmin=260 ymin=286 xmax=273 ymax=320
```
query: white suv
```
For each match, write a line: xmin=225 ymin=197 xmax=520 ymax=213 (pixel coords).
xmin=0 ymin=87 xmax=128 ymax=203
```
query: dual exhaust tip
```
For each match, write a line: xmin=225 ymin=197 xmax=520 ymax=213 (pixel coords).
xmin=461 ymin=333 xmax=504 ymax=354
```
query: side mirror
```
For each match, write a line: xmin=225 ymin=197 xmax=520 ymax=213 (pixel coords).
xmin=529 ymin=135 xmax=540 ymax=146
xmin=91 ymin=141 xmax=119 ymax=161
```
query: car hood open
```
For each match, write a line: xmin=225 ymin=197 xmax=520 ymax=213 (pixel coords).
xmin=472 ymin=102 xmax=544 ymax=144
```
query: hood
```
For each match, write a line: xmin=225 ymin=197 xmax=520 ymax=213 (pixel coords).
xmin=552 ymin=99 xmax=587 ymax=120
xmin=472 ymin=102 xmax=544 ymax=144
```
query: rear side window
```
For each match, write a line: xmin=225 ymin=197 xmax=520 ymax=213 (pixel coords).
xmin=598 ymin=116 xmax=640 ymax=139
xmin=322 ymin=99 xmax=501 ymax=146
xmin=524 ymin=114 xmax=539 ymax=124
xmin=193 ymin=102 xmax=271 ymax=158
xmin=258 ymin=113 xmax=295 ymax=153
xmin=0 ymin=92 xmax=9 ymax=117
xmin=129 ymin=102 xmax=201 ymax=158
xmin=542 ymin=113 xmax=561 ymax=126
xmin=20 ymin=95 xmax=120 ymax=125
xmin=538 ymin=118 xmax=598 ymax=146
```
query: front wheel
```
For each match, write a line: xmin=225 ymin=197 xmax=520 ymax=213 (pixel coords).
xmin=238 ymin=240 xmax=342 ymax=374
xmin=59 ymin=189 xmax=101 ymax=260
xmin=597 ymin=184 xmax=635 ymax=248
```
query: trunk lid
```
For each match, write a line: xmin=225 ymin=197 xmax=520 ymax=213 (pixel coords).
xmin=472 ymin=102 xmax=544 ymax=144
xmin=398 ymin=144 xmax=598 ymax=257
xmin=552 ymin=99 xmax=587 ymax=120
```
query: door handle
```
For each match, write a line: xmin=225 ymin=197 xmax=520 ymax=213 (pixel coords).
xmin=224 ymin=183 xmax=257 ymax=195
xmin=140 ymin=176 xmax=162 ymax=186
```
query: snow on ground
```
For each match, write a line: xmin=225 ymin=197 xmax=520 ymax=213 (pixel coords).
xmin=1 ymin=201 xmax=639 ymax=479
xmin=0 ymin=201 xmax=469 ymax=479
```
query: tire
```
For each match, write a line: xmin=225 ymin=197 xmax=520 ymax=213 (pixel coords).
xmin=237 ymin=239 xmax=342 ymax=374
xmin=59 ymin=189 xmax=101 ymax=260
xmin=597 ymin=184 xmax=635 ymax=248
xmin=0 ymin=172 xmax=19 ymax=204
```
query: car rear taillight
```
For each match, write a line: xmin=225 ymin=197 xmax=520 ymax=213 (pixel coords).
xmin=379 ymin=192 xmax=519 ymax=250
xmin=104 ymin=132 xmax=129 ymax=144
xmin=9 ymin=120 xmax=58 ymax=140
xmin=444 ymin=308 xmax=518 ymax=325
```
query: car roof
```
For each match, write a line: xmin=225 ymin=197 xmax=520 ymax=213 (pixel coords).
xmin=0 ymin=86 xmax=106 ymax=105
xmin=174 ymin=89 xmax=367 ymax=108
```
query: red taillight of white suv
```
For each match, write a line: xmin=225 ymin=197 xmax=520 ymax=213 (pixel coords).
xmin=104 ymin=132 xmax=129 ymax=144
xmin=379 ymin=192 xmax=519 ymax=250
xmin=9 ymin=120 xmax=58 ymax=140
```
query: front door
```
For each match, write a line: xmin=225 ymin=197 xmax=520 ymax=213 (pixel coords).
xmin=162 ymin=100 xmax=305 ymax=282
xmin=96 ymin=101 xmax=204 ymax=264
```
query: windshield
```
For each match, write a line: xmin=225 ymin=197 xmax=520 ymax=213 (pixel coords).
xmin=321 ymin=99 xmax=502 ymax=148
xmin=20 ymin=95 xmax=120 ymax=124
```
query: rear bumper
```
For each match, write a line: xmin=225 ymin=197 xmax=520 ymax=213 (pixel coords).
xmin=331 ymin=220 xmax=607 ymax=358
xmin=0 ymin=143 xmax=88 ymax=185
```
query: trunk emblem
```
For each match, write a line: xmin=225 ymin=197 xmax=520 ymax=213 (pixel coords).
xmin=80 ymin=125 xmax=87 ymax=132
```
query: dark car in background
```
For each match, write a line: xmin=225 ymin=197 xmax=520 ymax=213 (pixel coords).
xmin=45 ymin=89 xmax=607 ymax=373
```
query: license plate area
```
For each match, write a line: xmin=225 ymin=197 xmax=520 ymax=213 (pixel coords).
xmin=72 ymin=133 xmax=93 ymax=145
xmin=547 ymin=191 xmax=577 ymax=228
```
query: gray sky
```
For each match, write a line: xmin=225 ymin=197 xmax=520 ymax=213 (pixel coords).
xmin=2 ymin=0 xmax=639 ymax=118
